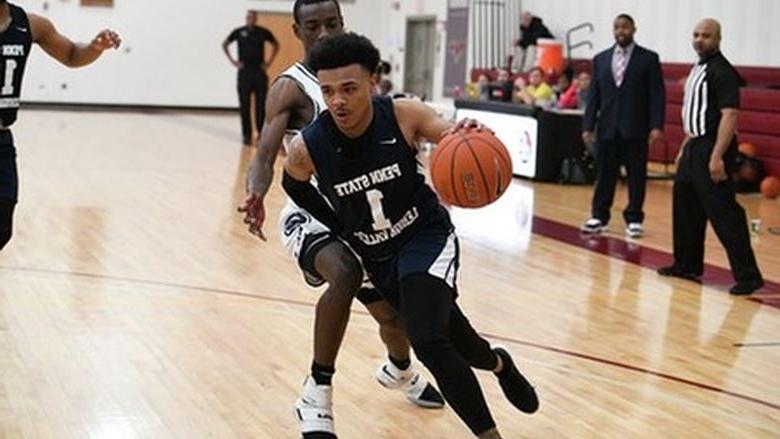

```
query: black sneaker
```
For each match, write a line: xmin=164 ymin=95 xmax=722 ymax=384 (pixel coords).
xmin=657 ymin=265 xmax=701 ymax=281
xmin=493 ymin=346 xmax=539 ymax=414
xmin=729 ymin=278 xmax=764 ymax=295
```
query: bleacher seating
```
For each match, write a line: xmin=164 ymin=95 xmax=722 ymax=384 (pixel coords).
xmin=470 ymin=60 xmax=780 ymax=176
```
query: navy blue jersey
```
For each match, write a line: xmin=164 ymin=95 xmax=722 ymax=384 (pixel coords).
xmin=303 ymin=96 xmax=448 ymax=261
xmin=0 ymin=3 xmax=32 ymax=128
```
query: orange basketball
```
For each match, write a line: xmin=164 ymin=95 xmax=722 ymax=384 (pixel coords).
xmin=760 ymin=176 xmax=780 ymax=199
xmin=430 ymin=130 xmax=513 ymax=208
xmin=738 ymin=142 xmax=756 ymax=157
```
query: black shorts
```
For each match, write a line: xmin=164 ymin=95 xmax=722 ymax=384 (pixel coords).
xmin=299 ymin=232 xmax=383 ymax=305
xmin=363 ymin=220 xmax=459 ymax=310
xmin=0 ymin=130 xmax=16 ymax=203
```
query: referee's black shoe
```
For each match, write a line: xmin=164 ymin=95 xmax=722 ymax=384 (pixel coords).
xmin=657 ymin=265 xmax=702 ymax=281
xmin=729 ymin=278 xmax=764 ymax=295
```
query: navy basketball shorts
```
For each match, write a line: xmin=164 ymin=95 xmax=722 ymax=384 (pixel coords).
xmin=0 ymin=130 xmax=17 ymax=203
xmin=364 ymin=220 xmax=460 ymax=310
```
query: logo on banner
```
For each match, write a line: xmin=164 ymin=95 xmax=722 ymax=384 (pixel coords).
xmin=448 ymin=40 xmax=467 ymax=64
xmin=518 ymin=130 xmax=533 ymax=164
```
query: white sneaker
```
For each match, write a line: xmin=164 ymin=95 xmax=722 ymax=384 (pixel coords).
xmin=293 ymin=376 xmax=336 ymax=437
xmin=625 ymin=222 xmax=644 ymax=238
xmin=375 ymin=361 xmax=445 ymax=409
xmin=581 ymin=218 xmax=607 ymax=234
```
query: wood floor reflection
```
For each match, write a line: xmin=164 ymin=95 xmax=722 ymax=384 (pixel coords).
xmin=0 ymin=109 xmax=778 ymax=438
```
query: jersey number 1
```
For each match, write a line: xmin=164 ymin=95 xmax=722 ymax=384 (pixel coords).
xmin=2 ymin=59 xmax=17 ymax=96
xmin=366 ymin=189 xmax=392 ymax=231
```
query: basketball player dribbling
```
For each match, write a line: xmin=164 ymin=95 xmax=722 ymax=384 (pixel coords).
xmin=0 ymin=1 xmax=121 ymax=251
xmin=283 ymin=32 xmax=539 ymax=439
xmin=237 ymin=1 xmax=443 ymax=437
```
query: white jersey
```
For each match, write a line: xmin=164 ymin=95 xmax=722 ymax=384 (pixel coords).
xmin=277 ymin=62 xmax=326 ymax=153
xmin=277 ymin=61 xmax=333 ymax=275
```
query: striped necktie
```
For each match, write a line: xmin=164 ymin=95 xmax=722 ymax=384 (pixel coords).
xmin=615 ymin=47 xmax=627 ymax=87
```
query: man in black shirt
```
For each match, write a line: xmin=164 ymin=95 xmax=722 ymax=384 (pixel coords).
xmin=658 ymin=18 xmax=763 ymax=295
xmin=513 ymin=12 xmax=553 ymax=72
xmin=223 ymin=11 xmax=279 ymax=146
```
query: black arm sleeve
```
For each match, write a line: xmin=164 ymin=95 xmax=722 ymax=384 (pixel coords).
xmin=282 ymin=171 xmax=343 ymax=234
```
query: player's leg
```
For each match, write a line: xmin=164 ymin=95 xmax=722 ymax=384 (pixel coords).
xmin=310 ymin=239 xmax=362 ymax=376
xmin=0 ymin=199 xmax=14 ymax=250
xmin=399 ymin=273 xmax=497 ymax=437
xmin=393 ymin=226 xmax=538 ymax=437
xmin=0 ymin=146 xmax=18 ymax=250
xmin=362 ymin=293 xmax=444 ymax=408
xmin=292 ymin=235 xmax=359 ymax=439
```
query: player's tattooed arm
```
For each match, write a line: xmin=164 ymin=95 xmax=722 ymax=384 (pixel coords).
xmin=29 ymin=14 xmax=120 ymax=68
xmin=283 ymin=135 xmax=316 ymax=181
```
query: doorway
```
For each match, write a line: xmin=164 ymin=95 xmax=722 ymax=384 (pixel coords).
xmin=404 ymin=17 xmax=436 ymax=100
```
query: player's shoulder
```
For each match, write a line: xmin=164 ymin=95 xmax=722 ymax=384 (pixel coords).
xmin=390 ymin=96 xmax=433 ymax=123
xmin=27 ymin=12 xmax=52 ymax=42
xmin=267 ymin=76 xmax=309 ymax=109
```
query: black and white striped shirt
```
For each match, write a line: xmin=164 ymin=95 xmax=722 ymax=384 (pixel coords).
xmin=681 ymin=51 xmax=744 ymax=138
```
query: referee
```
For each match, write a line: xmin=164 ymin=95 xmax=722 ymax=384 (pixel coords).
xmin=223 ymin=11 xmax=279 ymax=146
xmin=658 ymin=18 xmax=763 ymax=295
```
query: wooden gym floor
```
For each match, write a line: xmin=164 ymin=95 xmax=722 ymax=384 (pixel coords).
xmin=0 ymin=109 xmax=778 ymax=438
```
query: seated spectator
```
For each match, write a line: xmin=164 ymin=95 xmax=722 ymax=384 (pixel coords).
xmin=488 ymin=69 xmax=513 ymax=102
xmin=512 ymin=76 xmax=527 ymax=104
xmin=558 ymin=71 xmax=592 ymax=110
xmin=477 ymin=73 xmax=490 ymax=101
xmin=377 ymin=78 xmax=393 ymax=96
xmin=517 ymin=67 xmax=553 ymax=106
xmin=554 ymin=68 xmax=574 ymax=101
xmin=575 ymin=71 xmax=591 ymax=109
xmin=513 ymin=12 xmax=554 ymax=72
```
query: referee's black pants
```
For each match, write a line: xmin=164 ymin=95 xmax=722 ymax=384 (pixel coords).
xmin=672 ymin=136 xmax=762 ymax=283
xmin=237 ymin=68 xmax=268 ymax=145
xmin=591 ymin=135 xmax=648 ymax=225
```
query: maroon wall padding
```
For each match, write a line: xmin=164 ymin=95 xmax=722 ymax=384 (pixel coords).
xmin=738 ymin=111 xmax=780 ymax=136
xmin=741 ymin=88 xmax=780 ymax=112
xmin=661 ymin=63 xmax=780 ymax=88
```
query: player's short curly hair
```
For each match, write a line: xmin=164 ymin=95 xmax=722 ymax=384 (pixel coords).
xmin=309 ymin=32 xmax=380 ymax=75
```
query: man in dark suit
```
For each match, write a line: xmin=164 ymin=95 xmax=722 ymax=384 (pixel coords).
xmin=581 ymin=14 xmax=665 ymax=238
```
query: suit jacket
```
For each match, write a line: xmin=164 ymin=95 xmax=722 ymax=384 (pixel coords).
xmin=583 ymin=44 xmax=665 ymax=141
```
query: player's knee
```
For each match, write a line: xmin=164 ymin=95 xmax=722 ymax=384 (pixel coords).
xmin=320 ymin=253 xmax=362 ymax=297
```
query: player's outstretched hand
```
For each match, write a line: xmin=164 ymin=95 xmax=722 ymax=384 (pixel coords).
xmin=442 ymin=118 xmax=494 ymax=138
xmin=238 ymin=193 xmax=267 ymax=241
xmin=90 ymin=29 xmax=122 ymax=51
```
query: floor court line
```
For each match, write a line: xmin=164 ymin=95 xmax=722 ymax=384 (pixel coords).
xmin=2 ymin=263 xmax=778 ymax=413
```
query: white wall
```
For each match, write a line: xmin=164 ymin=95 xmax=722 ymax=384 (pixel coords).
xmin=20 ymin=0 xmax=451 ymax=108
xmin=349 ymin=0 xmax=449 ymax=101
xmin=518 ymin=0 xmax=780 ymax=66
xmin=18 ymin=0 xmax=779 ymax=107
